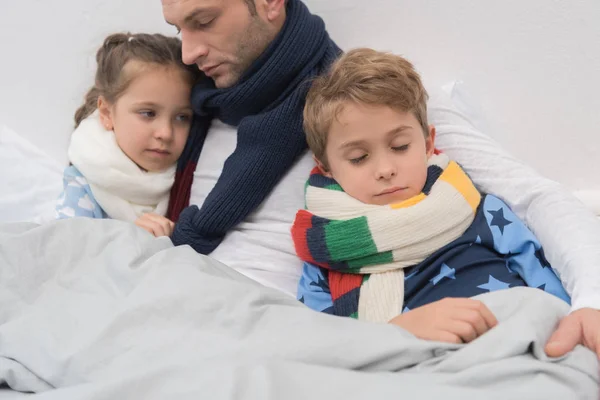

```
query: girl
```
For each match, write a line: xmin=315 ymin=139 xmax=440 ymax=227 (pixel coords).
xmin=56 ymin=33 xmax=198 ymax=237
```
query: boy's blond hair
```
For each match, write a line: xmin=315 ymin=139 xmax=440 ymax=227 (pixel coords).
xmin=303 ymin=48 xmax=429 ymax=168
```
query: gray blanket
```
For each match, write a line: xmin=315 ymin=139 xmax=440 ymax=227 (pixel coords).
xmin=0 ymin=219 xmax=597 ymax=399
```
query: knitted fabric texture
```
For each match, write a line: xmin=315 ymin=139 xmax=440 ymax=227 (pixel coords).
xmin=291 ymin=153 xmax=481 ymax=322
xmin=168 ymin=0 xmax=341 ymax=254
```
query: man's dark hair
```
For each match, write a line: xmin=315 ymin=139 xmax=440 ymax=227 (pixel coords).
xmin=244 ymin=0 xmax=258 ymax=16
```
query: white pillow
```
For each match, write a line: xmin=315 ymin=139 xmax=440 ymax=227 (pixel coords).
xmin=0 ymin=125 xmax=64 ymax=223
xmin=572 ymin=191 xmax=600 ymax=216
xmin=437 ymin=81 xmax=600 ymax=217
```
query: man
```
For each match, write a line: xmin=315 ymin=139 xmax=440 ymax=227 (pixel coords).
xmin=161 ymin=0 xmax=600 ymax=358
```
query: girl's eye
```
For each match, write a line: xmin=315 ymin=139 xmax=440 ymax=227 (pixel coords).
xmin=349 ymin=154 xmax=368 ymax=165
xmin=176 ymin=114 xmax=192 ymax=122
xmin=139 ymin=110 xmax=156 ymax=118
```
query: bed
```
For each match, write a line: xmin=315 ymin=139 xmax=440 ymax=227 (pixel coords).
xmin=1 ymin=0 xmax=599 ymax=398
xmin=0 ymin=219 xmax=596 ymax=399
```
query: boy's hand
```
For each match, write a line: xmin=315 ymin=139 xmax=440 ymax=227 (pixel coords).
xmin=388 ymin=298 xmax=498 ymax=344
xmin=135 ymin=213 xmax=175 ymax=237
xmin=545 ymin=308 xmax=600 ymax=358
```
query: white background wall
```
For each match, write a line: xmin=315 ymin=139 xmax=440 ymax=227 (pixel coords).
xmin=0 ymin=0 xmax=598 ymax=192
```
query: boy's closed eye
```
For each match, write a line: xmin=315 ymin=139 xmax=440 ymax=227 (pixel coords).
xmin=349 ymin=154 xmax=368 ymax=165
xmin=392 ymin=144 xmax=410 ymax=152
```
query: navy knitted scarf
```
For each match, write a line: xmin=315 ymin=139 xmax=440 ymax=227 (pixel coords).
xmin=167 ymin=0 xmax=341 ymax=254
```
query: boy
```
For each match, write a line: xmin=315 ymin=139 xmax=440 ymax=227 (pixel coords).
xmin=292 ymin=49 xmax=569 ymax=343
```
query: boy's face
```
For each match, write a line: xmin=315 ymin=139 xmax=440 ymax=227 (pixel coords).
xmin=319 ymin=102 xmax=435 ymax=206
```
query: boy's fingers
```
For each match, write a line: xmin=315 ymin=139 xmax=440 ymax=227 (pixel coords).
xmin=448 ymin=320 xmax=478 ymax=343
xmin=462 ymin=299 xmax=498 ymax=328
xmin=434 ymin=331 xmax=463 ymax=345
xmin=458 ymin=309 xmax=490 ymax=337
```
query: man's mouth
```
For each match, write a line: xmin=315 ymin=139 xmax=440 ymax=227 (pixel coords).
xmin=201 ymin=64 xmax=220 ymax=76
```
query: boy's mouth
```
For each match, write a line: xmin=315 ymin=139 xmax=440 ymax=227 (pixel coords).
xmin=375 ymin=186 xmax=407 ymax=196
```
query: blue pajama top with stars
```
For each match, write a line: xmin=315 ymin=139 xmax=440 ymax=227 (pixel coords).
xmin=297 ymin=194 xmax=571 ymax=315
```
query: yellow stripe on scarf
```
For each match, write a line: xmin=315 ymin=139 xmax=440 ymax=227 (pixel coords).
xmin=390 ymin=193 xmax=427 ymax=210
xmin=439 ymin=161 xmax=480 ymax=212
xmin=389 ymin=161 xmax=479 ymax=211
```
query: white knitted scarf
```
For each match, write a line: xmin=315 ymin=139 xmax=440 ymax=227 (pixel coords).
xmin=68 ymin=112 xmax=175 ymax=222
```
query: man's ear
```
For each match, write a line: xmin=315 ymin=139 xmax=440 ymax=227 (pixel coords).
xmin=313 ymin=154 xmax=332 ymax=177
xmin=425 ymin=125 xmax=436 ymax=158
xmin=258 ymin=0 xmax=286 ymax=22
xmin=97 ymin=96 xmax=114 ymax=131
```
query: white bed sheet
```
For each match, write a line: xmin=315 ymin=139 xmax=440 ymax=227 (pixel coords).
xmin=0 ymin=125 xmax=63 ymax=224
xmin=0 ymin=389 xmax=29 ymax=399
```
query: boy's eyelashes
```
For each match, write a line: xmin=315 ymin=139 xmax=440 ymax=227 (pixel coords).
xmin=349 ymin=154 xmax=368 ymax=165
xmin=347 ymin=144 xmax=411 ymax=165
xmin=392 ymin=144 xmax=410 ymax=152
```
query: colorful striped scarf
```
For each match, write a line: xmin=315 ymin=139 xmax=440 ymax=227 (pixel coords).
xmin=291 ymin=153 xmax=481 ymax=322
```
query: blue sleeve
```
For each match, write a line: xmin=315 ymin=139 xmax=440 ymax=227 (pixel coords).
xmin=482 ymin=195 xmax=571 ymax=304
xmin=55 ymin=166 xmax=106 ymax=219
xmin=297 ymin=262 xmax=334 ymax=314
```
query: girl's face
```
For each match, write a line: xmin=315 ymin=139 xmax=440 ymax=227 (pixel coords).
xmin=98 ymin=64 xmax=193 ymax=172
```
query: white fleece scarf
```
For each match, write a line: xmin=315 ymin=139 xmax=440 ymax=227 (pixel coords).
xmin=68 ymin=112 xmax=175 ymax=222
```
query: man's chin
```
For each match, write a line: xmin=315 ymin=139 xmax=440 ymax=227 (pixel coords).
xmin=212 ymin=68 xmax=246 ymax=89
xmin=212 ymin=73 xmax=241 ymax=89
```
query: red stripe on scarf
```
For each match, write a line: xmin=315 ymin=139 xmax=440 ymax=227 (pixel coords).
xmin=291 ymin=210 xmax=316 ymax=264
xmin=166 ymin=162 xmax=197 ymax=222
xmin=309 ymin=166 xmax=321 ymax=175
xmin=329 ymin=271 xmax=363 ymax=302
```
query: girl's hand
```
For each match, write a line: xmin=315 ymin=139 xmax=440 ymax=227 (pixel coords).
xmin=135 ymin=213 xmax=175 ymax=237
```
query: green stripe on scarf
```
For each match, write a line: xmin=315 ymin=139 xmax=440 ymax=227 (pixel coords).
xmin=325 ymin=183 xmax=344 ymax=192
xmin=348 ymin=252 xmax=394 ymax=269
xmin=325 ymin=217 xmax=377 ymax=261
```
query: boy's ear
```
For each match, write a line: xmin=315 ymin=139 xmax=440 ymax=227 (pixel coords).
xmin=425 ymin=125 xmax=436 ymax=158
xmin=313 ymin=154 xmax=332 ymax=178
xmin=97 ymin=96 xmax=114 ymax=131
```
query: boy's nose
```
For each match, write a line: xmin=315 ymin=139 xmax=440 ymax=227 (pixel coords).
xmin=376 ymin=160 xmax=397 ymax=180
xmin=377 ymin=169 xmax=396 ymax=180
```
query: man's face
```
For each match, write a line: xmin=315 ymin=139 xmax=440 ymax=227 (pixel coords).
xmin=162 ymin=0 xmax=281 ymax=88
